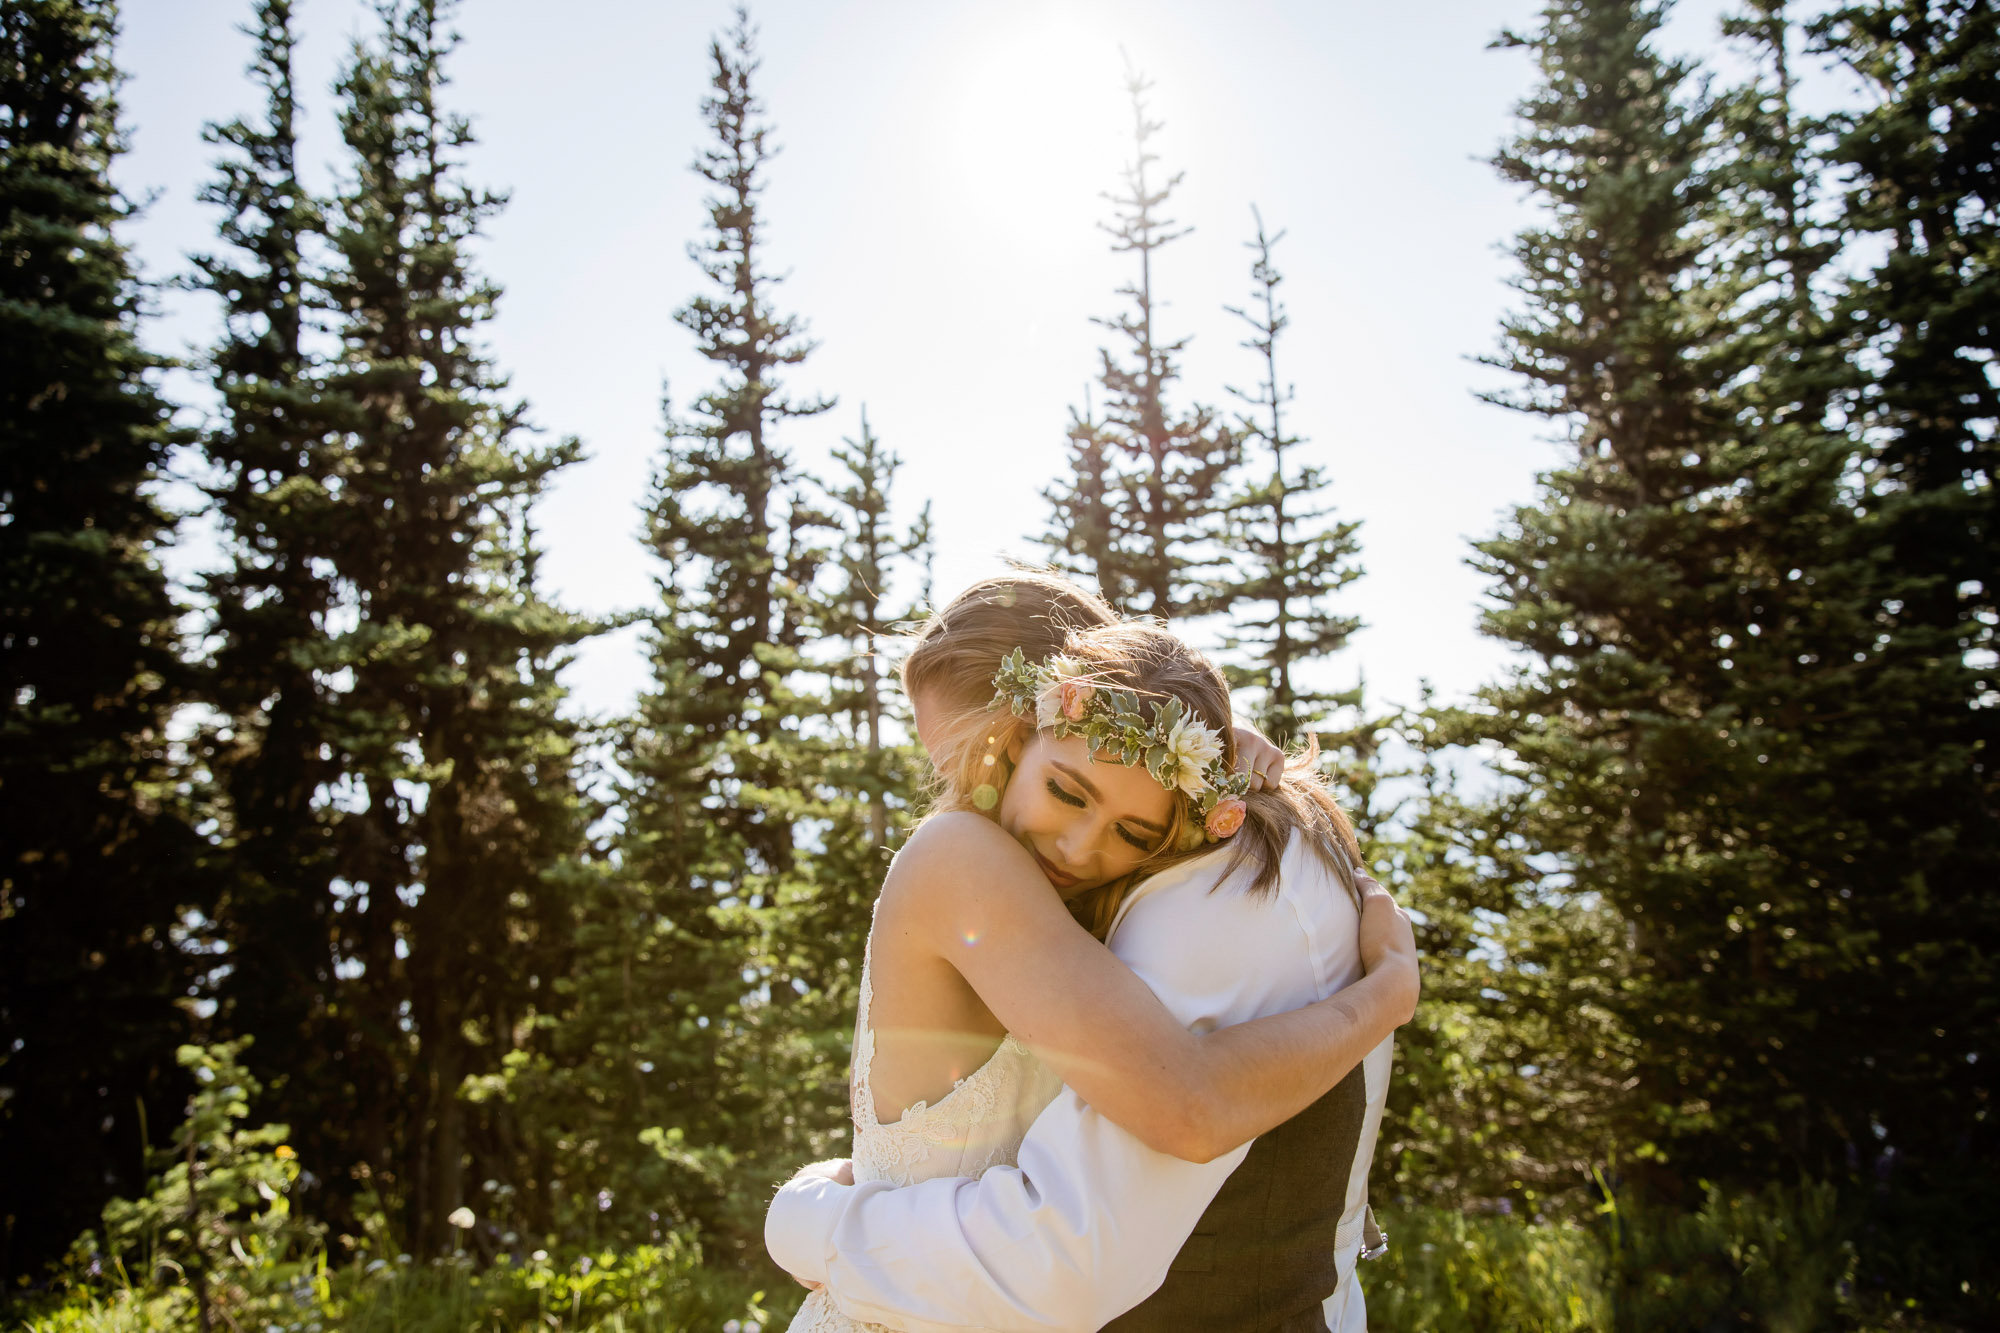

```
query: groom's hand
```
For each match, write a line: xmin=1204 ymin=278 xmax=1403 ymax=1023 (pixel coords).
xmin=791 ymin=1157 xmax=854 ymax=1187
xmin=780 ymin=1160 xmax=853 ymax=1290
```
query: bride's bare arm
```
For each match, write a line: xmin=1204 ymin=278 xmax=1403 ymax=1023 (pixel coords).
xmin=885 ymin=813 xmax=1418 ymax=1165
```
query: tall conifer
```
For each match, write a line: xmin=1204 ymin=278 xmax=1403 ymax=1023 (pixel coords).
xmin=1216 ymin=211 xmax=1361 ymax=743
xmin=307 ymin=0 xmax=595 ymax=1253
xmin=737 ymin=411 xmax=931 ymax=1241
xmin=1474 ymin=0 xmax=1822 ymax=1186
xmin=1473 ymin=0 xmax=1999 ymax=1211
xmin=607 ymin=4 xmax=835 ymax=1255
xmin=191 ymin=0 xmax=363 ymax=1226
xmin=1796 ymin=0 xmax=1999 ymax=1251
xmin=1037 ymin=69 xmax=1238 ymax=618
xmin=0 ymin=0 xmax=210 ymax=1275
xmin=819 ymin=409 xmax=929 ymax=846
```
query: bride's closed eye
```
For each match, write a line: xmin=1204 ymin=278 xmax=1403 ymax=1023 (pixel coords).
xmin=1046 ymin=778 xmax=1085 ymax=808
xmin=1114 ymin=824 xmax=1157 ymax=853
xmin=1049 ymin=778 xmax=1157 ymax=853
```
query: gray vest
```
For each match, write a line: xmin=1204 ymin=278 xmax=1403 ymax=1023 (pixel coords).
xmin=1102 ymin=1062 xmax=1369 ymax=1333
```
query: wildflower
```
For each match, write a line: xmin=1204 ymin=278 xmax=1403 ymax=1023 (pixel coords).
xmin=446 ymin=1207 xmax=475 ymax=1230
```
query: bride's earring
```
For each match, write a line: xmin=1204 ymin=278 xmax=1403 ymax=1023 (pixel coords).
xmin=973 ymin=733 xmax=1002 ymax=810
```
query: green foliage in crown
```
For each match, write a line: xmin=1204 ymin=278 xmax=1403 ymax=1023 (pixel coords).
xmin=990 ymin=648 xmax=1252 ymax=824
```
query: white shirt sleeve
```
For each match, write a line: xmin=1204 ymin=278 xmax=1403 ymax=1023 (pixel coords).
xmin=765 ymin=838 xmax=1359 ymax=1333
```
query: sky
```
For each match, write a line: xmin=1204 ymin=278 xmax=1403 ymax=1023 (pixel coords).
xmin=113 ymin=0 xmax=1755 ymax=725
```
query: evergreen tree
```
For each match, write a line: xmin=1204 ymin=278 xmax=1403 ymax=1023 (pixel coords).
xmin=731 ymin=409 xmax=932 ymax=1247
xmin=1472 ymin=0 xmax=2000 ymax=1223
xmin=307 ymin=0 xmax=595 ymax=1254
xmin=189 ymin=0 xmax=360 ymax=1229
xmin=1041 ymin=393 xmax=1118 ymax=594
xmin=1474 ymin=0 xmax=1832 ymax=1186
xmin=1037 ymin=68 xmax=1238 ymax=619
xmin=1215 ymin=210 xmax=1362 ymax=744
xmin=1798 ymin=0 xmax=1999 ymax=1283
xmin=818 ymin=409 xmax=929 ymax=846
xmin=602 ymin=3 xmax=836 ymax=1257
xmin=0 ymin=0 xmax=210 ymax=1276
xmin=1372 ymin=699 xmax=1636 ymax=1217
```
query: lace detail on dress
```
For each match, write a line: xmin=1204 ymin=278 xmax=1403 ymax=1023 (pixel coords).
xmin=786 ymin=918 xmax=1063 ymax=1333
xmin=849 ymin=929 xmax=1044 ymax=1187
xmin=790 ymin=1287 xmax=892 ymax=1333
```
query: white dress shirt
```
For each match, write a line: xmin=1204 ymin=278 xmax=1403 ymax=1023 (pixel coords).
xmin=766 ymin=832 xmax=1389 ymax=1333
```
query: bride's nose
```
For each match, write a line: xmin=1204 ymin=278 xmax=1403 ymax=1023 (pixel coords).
xmin=1054 ymin=820 xmax=1099 ymax=870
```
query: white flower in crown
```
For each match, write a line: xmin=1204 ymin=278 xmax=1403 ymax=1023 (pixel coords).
xmin=1163 ymin=714 xmax=1225 ymax=796
xmin=1036 ymin=655 xmax=1091 ymax=729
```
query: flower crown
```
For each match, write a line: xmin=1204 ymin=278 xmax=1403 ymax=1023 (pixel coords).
xmin=990 ymin=648 xmax=1253 ymax=842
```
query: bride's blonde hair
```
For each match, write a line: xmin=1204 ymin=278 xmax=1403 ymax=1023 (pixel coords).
xmin=907 ymin=593 xmax=1363 ymax=936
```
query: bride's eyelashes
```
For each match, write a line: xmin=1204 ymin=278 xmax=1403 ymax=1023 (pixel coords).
xmin=1046 ymin=778 xmax=1157 ymax=853
xmin=1115 ymin=824 xmax=1157 ymax=853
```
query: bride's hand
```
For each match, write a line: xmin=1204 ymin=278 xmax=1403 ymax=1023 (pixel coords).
xmin=1231 ymin=724 xmax=1286 ymax=791
xmin=1356 ymin=873 xmax=1420 ymax=1023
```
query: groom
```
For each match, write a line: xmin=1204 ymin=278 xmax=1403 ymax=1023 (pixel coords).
xmin=764 ymin=838 xmax=1412 ymax=1332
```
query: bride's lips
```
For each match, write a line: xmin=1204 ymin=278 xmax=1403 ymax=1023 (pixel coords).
xmin=1031 ymin=850 xmax=1079 ymax=891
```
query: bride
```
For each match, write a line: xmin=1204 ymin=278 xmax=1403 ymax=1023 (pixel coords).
xmin=774 ymin=575 xmax=1416 ymax=1332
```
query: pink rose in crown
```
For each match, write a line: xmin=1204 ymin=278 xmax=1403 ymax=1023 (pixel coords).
xmin=1058 ymin=678 xmax=1093 ymax=721
xmin=1205 ymin=797 xmax=1247 ymax=840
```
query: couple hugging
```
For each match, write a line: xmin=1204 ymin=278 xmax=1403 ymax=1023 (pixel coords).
xmin=766 ymin=572 xmax=1421 ymax=1333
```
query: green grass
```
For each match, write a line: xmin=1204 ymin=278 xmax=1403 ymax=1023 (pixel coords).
xmin=16 ymin=1188 xmax=1986 ymax=1332
xmin=12 ymin=1245 xmax=780 ymax=1333
xmin=1363 ymin=1182 xmax=1981 ymax=1332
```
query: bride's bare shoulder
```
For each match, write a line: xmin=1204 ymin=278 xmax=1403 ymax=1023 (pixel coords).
xmin=883 ymin=812 xmax=1041 ymax=908
xmin=895 ymin=810 xmax=1021 ymax=867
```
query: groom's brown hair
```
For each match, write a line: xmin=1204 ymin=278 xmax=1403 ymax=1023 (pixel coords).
xmin=901 ymin=569 xmax=1116 ymax=718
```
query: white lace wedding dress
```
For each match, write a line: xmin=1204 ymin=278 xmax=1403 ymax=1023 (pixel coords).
xmin=787 ymin=930 xmax=1063 ymax=1333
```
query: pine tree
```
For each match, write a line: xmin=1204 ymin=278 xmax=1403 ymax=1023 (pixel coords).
xmin=1215 ymin=210 xmax=1362 ymax=744
xmin=719 ymin=410 xmax=933 ymax=1252
xmin=0 ymin=0 xmax=210 ymax=1276
xmin=1040 ymin=394 xmax=1118 ymax=594
xmin=1795 ymin=0 xmax=2000 ymax=1282
xmin=1037 ymin=68 xmax=1238 ymax=619
xmin=601 ymin=3 xmax=836 ymax=1257
xmin=308 ymin=0 xmax=596 ymax=1254
xmin=800 ymin=410 xmax=930 ymax=1021
xmin=819 ymin=409 xmax=929 ymax=846
xmin=1372 ymin=698 xmax=1636 ymax=1217
xmin=190 ymin=0 xmax=359 ymax=1228
xmin=1474 ymin=0 xmax=2000 ymax=1225
xmin=1474 ymin=0 xmax=1833 ymax=1188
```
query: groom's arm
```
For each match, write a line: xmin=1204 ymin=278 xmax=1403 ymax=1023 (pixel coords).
xmin=768 ymin=1086 xmax=1247 ymax=1333
xmin=766 ymin=849 xmax=1339 ymax=1333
